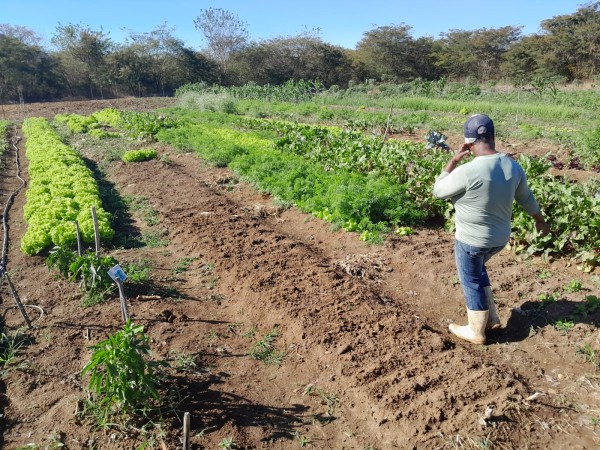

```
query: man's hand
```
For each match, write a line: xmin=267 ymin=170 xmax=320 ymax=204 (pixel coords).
xmin=531 ymin=213 xmax=551 ymax=236
xmin=535 ymin=220 xmax=551 ymax=237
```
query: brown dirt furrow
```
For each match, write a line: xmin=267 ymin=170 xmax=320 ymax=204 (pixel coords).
xmin=110 ymin=154 xmax=556 ymax=448
xmin=1 ymin=99 xmax=597 ymax=449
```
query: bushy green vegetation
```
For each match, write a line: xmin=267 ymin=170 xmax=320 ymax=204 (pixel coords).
xmin=56 ymin=109 xmax=181 ymax=142
xmin=46 ymin=246 xmax=118 ymax=304
xmin=55 ymin=113 xmax=100 ymax=134
xmin=0 ymin=120 xmax=10 ymax=153
xmin=81 ymin=321 xmax=163 ymax=426
xmin=159 ymin=107 xmax=599 ymax=267
xmin=158 ymin=113 xmax=429 ymax=236
xmin=235 ymin=116 xmax=448 ymax=218
xmin=122 ymin=148 xmax=158 ymax=163
xmin=117 ymin=111 xmax=181 ymax=140
xmin=176 ymin=79 xmax=324 ymax=103
xmin=21 ymin=117 xmax=114 ymax=255
xmin=512 ymin=155 xmax=600 ymax=271
xmin=177 ymin=91 xmax=239 ymax=114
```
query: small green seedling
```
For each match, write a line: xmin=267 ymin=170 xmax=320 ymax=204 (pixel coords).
xmin=554 ymin=319 xmax=575 ymax=332
xmin=248 ymin=327 xmax=285 ymax=365
xmin=576 ymin=295 xmax=600 ymax=316
xmin=563 ymin=279 xmax=583 ymax=293
xmin=537 ymin=269 xmax=551 ymax=280
xmin=172 ymin=257 xmax=198 ymax=274
xmin=295 ymin=432 xmax=312 ymax=447
xmin=577 ymin=343 xmax=598 ymax=369
xmin=538 ymin=291 xmax=561 ymax=305
xmin=123 ymin=259 xmax=152 ymax=283
xmin=218 ymin=437 xmax=236 ymax=449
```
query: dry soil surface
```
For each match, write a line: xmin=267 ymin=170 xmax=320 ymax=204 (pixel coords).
xmin=0 ymin=98 xmax=598 ymax=449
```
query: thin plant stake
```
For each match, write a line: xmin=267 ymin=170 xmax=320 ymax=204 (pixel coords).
xmin=75 ymin=220 xmax=83 ymax=256
xmin=90 ymin=206 xmax=101 ymax=254
xmin=116 ymin=279 xmax=129 ymax=322
xmin=183 ymin=412 xmax=190 ymax=450
xmin=108 ymin=265 xmax=130 ymax=323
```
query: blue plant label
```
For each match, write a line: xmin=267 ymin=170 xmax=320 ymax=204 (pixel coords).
xmin=108 ymin=264 xmax=127 ymax=282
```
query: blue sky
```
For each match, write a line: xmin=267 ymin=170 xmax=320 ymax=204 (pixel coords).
xmin=0 ymin=0 xmax=588 ymax=49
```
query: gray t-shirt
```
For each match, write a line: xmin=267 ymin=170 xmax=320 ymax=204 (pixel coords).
xmin=433 ymin=153 xmax=540 ymax=248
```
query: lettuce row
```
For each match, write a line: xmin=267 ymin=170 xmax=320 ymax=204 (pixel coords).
xmin=21 ymin=117 xmax=114 ymax=255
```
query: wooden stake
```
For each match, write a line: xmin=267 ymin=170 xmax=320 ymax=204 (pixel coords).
xmin=75 ymin=220 xmax=83 ymax=256
xmin=116 ymin=279 xmax=129 ymax=323
xmin=183 ymin=412 xmax=190 ymax=450
xmin=90 ymin=206 xmax=100 ymax=255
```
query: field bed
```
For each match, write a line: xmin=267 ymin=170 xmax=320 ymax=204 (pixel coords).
xmin=0 ymin=98 xmax=598 ymax=449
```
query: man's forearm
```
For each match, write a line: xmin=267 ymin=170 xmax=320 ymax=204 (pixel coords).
xmin=443 ymin=158 xmax=460 ymax=174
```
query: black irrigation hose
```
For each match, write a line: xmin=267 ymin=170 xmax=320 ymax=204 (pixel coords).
xmin=1 ymin=135 xmax=25 ymax=267
xmin=0 ymin=132 xmax=34 ymax=329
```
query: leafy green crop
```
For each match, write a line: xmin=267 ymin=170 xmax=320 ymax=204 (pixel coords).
xmin=0 ymin=120 xmax=10 ymax=156
xmin=162 ymin=110 xmax=599 ymax=267
xmin=21 ymin=118 xmax=114 ymax=255
xmin=512 ymin=155 xmax=600 ymax=269
xmin=46 ymin=246 xmax=118 ymax=303
xmin=90 ymin=108 xmax=122 ymax=128
xmin=55 ymin=113 xmax=99 ymax=134
xmin=81 ymin=321 xmax=164 ymax=425
xmin=117 ymin=111 xmax=181 ymax=140
xmin=122 ymin=148 xmax=157 ymax=163
xmin=176 ymin=79 xmax=324 ymax=103
xmin=0 ymin=120 xmax=9 ymax=172
xmin=235 ymin=116 xmax=448 ymax=218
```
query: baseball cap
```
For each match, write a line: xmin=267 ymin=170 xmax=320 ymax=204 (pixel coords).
xmin=464 ymin=114 xmax=494 ymax=143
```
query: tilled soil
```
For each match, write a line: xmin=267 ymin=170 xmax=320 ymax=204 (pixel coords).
xmin=0 ymin=98 xmax=598 ymax=449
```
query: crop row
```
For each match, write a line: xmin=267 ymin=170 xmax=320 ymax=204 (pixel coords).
xmin=156 ymin=113 xmax=427 ymax=236
xmin=176 ymin=79 xmax=324 ymax=103
xmin=0 ymin=120 xmax=9 ymax=163
xmin=181 ymin=88 xmax=600 ymax=170
xmin=237 ymin=116 xmax=600 ymax=267
xmin=66 ymin=105 xmax=596 ymax=269
xmin=21 ymin=117 xmax=114 ymax=255
xmin=158 ymin=109 xmax=599 ymax=268
xmin=56 ymin=108 xmax=180 ymax=140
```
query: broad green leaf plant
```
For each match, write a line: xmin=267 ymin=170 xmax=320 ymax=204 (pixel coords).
xmin=81 ymin=321 xmax=164 ymax=426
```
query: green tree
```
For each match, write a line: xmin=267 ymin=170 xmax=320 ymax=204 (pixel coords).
xmin=230 ymin=30 xmax=352 ymax=86
xmin=51 ymin=23 xmax=113 ymax=97
xmin=0 ymin=24 xmax=43 ymax=46
xmin=193 ymin=7 xmax=249 ymax=80
xmin=500 ymin=34 xmax=548 ymax=83
xmin=354 ymin=24 xmax=437 ymax=82
xmin=539 ymin=2 xmax=600 ymax=80
xmin=109 ymin=25 xmax=217 ymax=96
xmin=434 ymin=26 xmax=522 ymax=80
xmin=0 ymin=34 xmax=62 ymax=101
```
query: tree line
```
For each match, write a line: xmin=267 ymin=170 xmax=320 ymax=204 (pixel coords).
xmin=1 ymin=2 xmax=599 ymax=102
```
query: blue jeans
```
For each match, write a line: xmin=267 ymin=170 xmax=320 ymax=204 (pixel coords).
xmin=455 ymin=240 xmax=504 ymax=311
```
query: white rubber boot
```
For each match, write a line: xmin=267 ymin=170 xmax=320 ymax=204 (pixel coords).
xmin=449 ymin=309 xmax=488 ymax=345
xmin=484 ymin=286 xmax=501 ymax=329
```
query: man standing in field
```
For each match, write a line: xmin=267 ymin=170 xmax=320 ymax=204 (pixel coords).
xmin=433 ymin=114 xmax=550 ymax=344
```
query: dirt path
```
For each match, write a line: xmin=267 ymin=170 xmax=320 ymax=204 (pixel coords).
xmin=0 ymin=99 xmax=598 ymax=449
